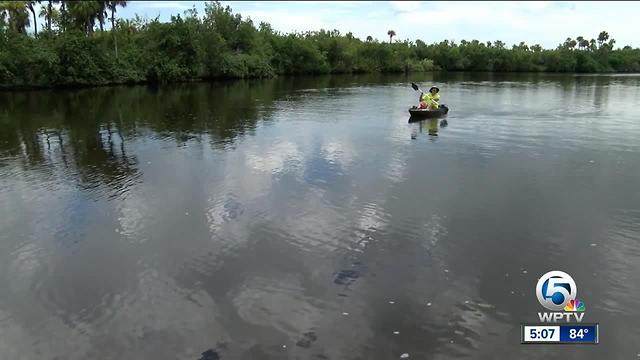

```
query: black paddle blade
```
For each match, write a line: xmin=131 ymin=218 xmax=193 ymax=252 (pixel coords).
xmin=411 ymin=82 xmax=419 ymax=91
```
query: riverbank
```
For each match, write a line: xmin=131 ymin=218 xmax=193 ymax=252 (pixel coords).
xmin=0 ymin=70 xmax=430 ymax=92
xmin=4 ymin=70 xmax=640 ymax=94
xmin=1 ymin=2 xmax=639 ymax=91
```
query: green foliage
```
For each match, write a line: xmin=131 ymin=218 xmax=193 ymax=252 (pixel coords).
xmin=271 ymin=33 xmax=329 ymax=74
xmin=144 ymin=15 xmax=202 ymax=83
xmin=54 ymin=30 xmax=111 ymax=85
xmin=0 ymin=0 xmax=31 ymax=33
xmin=0 ymin=0 xmax=639 ymax=89
xmin=406 ymin=58 xmax=437 ymax=72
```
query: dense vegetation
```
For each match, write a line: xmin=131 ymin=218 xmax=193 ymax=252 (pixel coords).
xmin=1 ymin=1 xmax=639 ymax=89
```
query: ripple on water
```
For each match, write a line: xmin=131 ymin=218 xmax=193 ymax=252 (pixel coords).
xmin=2 ymin=75 xmax=640 ymax=359
xmin=321 ymin=141 xmax=357 ymax=169
xmin=8 ymin=241 xmax=49 ymax=295
xmin=115 ymin=191 xmax=151 ymax=245
xmin=276 ymin=202 xmax=352 ymax=253
xmin=244 ymin=140 xmax=303 ymax=176
xmin=347 ymin=201 xmax=391 ymax=252
xmin=231 ymin=275 xmax=330 ymax=336
xmin=598 ymin=208 xmax=640 ymax=314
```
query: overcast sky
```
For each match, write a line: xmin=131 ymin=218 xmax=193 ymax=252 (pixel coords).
xmin=33 ymin=1 xmax=640 ymax=49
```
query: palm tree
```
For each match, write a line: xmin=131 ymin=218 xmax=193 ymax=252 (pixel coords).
xmin=387 ymin=29 xmax=395 ymax=44
xmin=579 ymin=39 xmax=589 ymax=51
xmin=59 ymin=0 xmax=66 ymax=31
xmin=366 ymin=35 xmax=372 ymax=42
xmin=38 ymin=0 xmax=58 ymax=31
xmin=562 ymin=38 xmax=571 ymax=48
xmin=597 ymin=31 xmax=609 ymax=48
xmin=96 ymin=1 xmax=107 ymax=31
xmin=0 ymin=1 xmax=30 ymax=33
xmin=562 ymin=37 xmax=577 ymax=50
xmin=107 ymin=1 xmax=126 ymax=29
xmin=26 ymin=0 xmax=37 ymax=34
xmin=576 ymin=36 xmax=584 ymax=50
xmin=106 ymin=1 xmax=126 ymax=57
xmin=67 ymin=0 xmax=101 ymax=33
xmin=47 ymin=0 xmax=55 ymax=30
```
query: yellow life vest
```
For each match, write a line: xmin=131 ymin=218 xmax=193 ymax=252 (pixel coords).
xmin=425 ymin=92 xmax=440 ymax=108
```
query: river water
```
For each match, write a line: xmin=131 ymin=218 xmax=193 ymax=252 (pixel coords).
xmin=1 ymin=73 xmax=639 ymax=359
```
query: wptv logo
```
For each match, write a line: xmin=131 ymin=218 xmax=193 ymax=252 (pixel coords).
xmin=536 ymin=271 xmax=586 ymax=323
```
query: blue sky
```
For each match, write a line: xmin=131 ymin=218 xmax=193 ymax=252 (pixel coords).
xmin=35 ymin=1 xmax=640 ymax=49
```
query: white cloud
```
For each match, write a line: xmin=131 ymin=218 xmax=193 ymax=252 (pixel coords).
xmin=226 ymin=1 xmax=640 ymax=48
xmin=135 ymin=1 xmax=192 ymax=10
xmin=25 ymin=1 xmax=631 ymax=48
xmin=389 ymin=1 xmax=423 ymax=13
xmin=244 ymin=140 xmax=302 ymax=175
xmin=520 ymin=1 xmax=552 ymax=11
xmin=240 ymin=10 xmax=329 ymax=32
xmin=231 ymin=1 xmax=362 ymax=8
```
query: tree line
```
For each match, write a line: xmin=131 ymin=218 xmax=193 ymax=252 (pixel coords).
xmin=1 ymin=1 xmax=639 ymax=89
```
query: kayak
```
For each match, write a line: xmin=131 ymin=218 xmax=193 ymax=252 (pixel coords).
xmin=408 ymin=104 xmax=449 ymax=119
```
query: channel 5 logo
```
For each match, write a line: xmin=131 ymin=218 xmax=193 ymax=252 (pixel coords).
xmin=536 ymin=271 xmax=586 ymax=322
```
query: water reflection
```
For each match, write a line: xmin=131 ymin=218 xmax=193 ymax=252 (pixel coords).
xmin=411 ymin=118 xmax=449 ymax=139
xmin=1 ymin=73 xmax=640 ymax=359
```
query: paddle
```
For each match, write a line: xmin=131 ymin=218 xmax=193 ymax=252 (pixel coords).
xmin=411 ymin=83 xmax=443 ymax=111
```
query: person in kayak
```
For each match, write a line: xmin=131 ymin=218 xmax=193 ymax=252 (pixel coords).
xmin=419 ymin=86 xmax=440 ymax=109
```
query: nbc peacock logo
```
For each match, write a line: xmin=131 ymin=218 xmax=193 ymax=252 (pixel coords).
xmin=536 ymin=271 xmax=586 ymax=322
xmin=564 ymin=299 xmax=586 ymax=312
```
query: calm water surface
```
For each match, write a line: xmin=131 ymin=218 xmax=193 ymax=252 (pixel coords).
xmin=1 ymin=73 xmax=640 ymax=359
